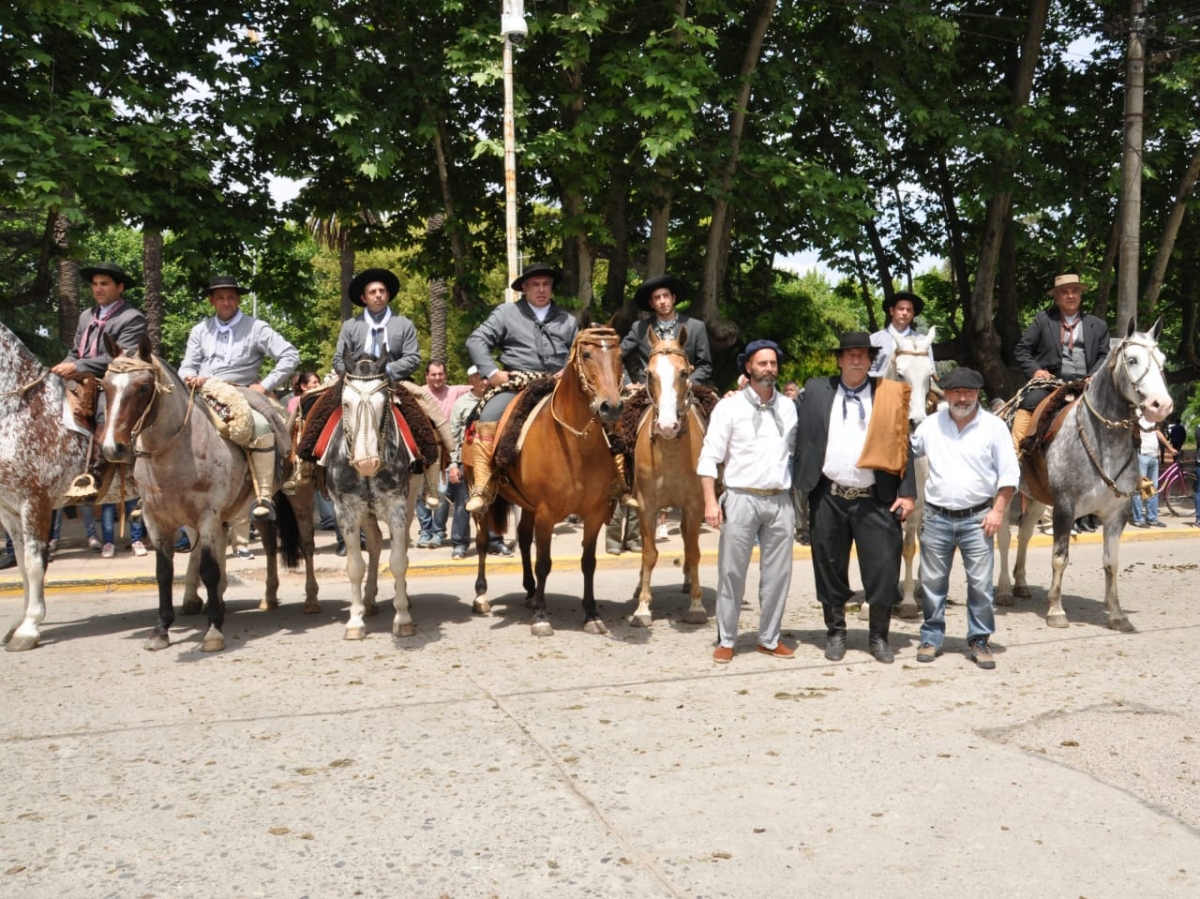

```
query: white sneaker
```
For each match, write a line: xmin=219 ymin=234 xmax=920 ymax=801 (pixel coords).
xmin=130 ymin=541 xmax=148 ymax=557
xmin=656 ymin=524 xmax=669 ymax=541
xmin=88 ymin=535 xmax=103 ymax=552
xmin=101 ymin=543 xmax=115 ymax=559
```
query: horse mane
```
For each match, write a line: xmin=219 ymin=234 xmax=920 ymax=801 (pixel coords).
xmin=612 ymin=386 xmax=651 ymax=455
xmin=493 ymin=377 xmax=557 ymax=470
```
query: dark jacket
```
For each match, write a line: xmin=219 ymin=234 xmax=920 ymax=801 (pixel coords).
xmin=63 ymin=301 xmax=147 ymax=377
xmin=1013 ymin=308 xmax=1109 ymax=379
xmin=619 ymin=314 xmax=713 ymax=385
xmin=791 ymin=375 xmax=916 ymax=504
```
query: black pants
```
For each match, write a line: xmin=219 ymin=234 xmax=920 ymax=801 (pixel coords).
xmin=810 ymin=481 xmax=902 ymax=609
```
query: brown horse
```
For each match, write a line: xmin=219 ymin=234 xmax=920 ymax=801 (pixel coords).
xmin=630 ymin=330 xmax=708 ymax=628
xmin=469 ymin=326 xmax=625 ymax=636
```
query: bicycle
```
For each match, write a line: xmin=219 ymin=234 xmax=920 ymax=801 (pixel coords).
xmin=1157 ymin=453 xmax=1197 ymax=518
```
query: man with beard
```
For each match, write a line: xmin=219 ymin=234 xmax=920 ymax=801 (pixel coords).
xmin=699 ymin=340 xmax=798 ymax=664
xmin=910 ymin=367 xmax=1019 ymax=670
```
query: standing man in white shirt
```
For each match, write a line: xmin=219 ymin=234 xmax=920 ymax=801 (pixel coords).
xmin=179 ymin=275 xmax=299 ymax=520
xmin=698 ymin=339 xmax=798 ymax=664
xmin=911 ymin=367 xmax=1019 ymax=669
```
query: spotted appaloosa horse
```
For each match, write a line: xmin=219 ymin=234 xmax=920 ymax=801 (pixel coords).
xmin=0 ymin=323 xmax=92 ymax=651
xmin=997 ymin=321 xmax=1173 ymax=631
xmin=322 ymin=353 xmax=417 ymax=641
xmin=101 ymin=335 xmax=298 ymax=652
xmin=630 ymin=329 xmax=708 ymax=628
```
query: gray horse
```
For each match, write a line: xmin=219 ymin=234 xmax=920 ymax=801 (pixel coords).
xmin=997 ymin=321 xmax=1173 ymax=630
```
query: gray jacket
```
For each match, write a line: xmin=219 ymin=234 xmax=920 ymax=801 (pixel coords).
xmin=179 ymin=314 xmax=299 ymax=391
xmin=466 ymin=300 xmax=578 ymax=377
xmin=63 ymin=301 xmax=147 ymax=377
xmin=333 ymin=313 xmax=422 ymax=382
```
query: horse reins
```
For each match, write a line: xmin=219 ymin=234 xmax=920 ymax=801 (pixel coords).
xmin=645 ymin=342 xmax=695 ymax=440
xmin=551 ymin=327 xmax=619 ymax=439
xmin=106 ymin=355 xmax=196 ymax=458
xmin=341 ymin=373 xmax=394 ymax=460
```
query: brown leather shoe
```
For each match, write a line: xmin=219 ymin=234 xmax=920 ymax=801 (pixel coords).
xmin=757 ymin=642 xmax=795 ymax=659
xmin=712 ymin=646 xmax=734 ymax=664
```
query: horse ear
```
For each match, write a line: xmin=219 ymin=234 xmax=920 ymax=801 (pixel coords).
xmin=137 ymin=333 xmax=153 ymax=361
xmin=925 ymin=324 xmax=936 ymax=344
xmin=1125 ymin=317 xmax=1137 ymax=339
xmin=1150 ymin=317 xmax=1164 ymax=340
xmin=648 ymin=327 xmax=660 ymax=347
xmin=578 ymin=308 xmax=593 ymax=331
xmin=103 ymin=333 xmax=120 ymax=360
xmin=677 ymin=324 xmax=688 ymax=346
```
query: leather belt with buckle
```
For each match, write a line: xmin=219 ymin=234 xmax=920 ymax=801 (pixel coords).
xmin=829 ymin=483 xmax=874 ymax=501
xmin=728 ymin=487 xmax=786 ymax=497
xmin=927 ymin=500 xmax=992 ymax=519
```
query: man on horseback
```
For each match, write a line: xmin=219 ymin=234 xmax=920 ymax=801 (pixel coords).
xmin=53 ymin=261 xmax=147 ymax=501
xmin=464 ymin=262 xmax=635 ymax=512
xmin=330 ymin=267 xmax=451 ymax=511
xmin=868 ymin=290 xmax=935 ymax=378
xmin=178 ymin=275 xmax=299 ymax=520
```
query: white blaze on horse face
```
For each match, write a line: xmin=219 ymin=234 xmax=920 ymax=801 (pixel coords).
xmin=651 ymin=352 xmax=680 ymax=438
xmin=101 ymin=370 xmax=135 ymax=460
xmin=892 ymin=329 xmax=936 ymax=427
xmin=344 ymin=380 xmax=384 ymax=477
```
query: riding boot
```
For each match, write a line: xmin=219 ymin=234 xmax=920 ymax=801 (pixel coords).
xmin=823 ymin=603 xmax=847 ymax=661
xmin=1011 ymin=409 xmax=1034 ymax=458
xmin=281 ymin=460 xmax=312 ymax=496
xmin=867 ymin=603 xmax=895 ymax=664
xmin=422 ymin=461 xmax=441 ymax=510
xmin=465 ymin=421 xmax=498 ymax=513
xmin=63 ymin=377 xmax=107 ymax=502
xmin=610 ymin=453 xmax=639 ymax=509
xmin=246 ymin=435 xmax=278 ymax=521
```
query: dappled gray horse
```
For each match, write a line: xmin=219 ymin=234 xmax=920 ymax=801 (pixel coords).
xmin=0 ymin=323 xmax=93 ymax=651
xmin=997 ymin=321 xmax=1173 ymax=630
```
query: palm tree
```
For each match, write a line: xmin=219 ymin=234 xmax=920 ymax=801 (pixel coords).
xmin=307 ymin=210 xmax=383 ymax=321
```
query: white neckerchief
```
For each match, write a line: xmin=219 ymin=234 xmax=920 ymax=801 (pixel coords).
xmin=213 ymin=311 xmax=243 ymax=363
xmin=654 ymin=316 xmax=679 ymax=339
xmin=366 ymin=308 xmax=392 ymax=357
xmin=743 ymin=385 xmax=783 ymax=437
xmin=530 ymin=303 xmax=551 ymax=323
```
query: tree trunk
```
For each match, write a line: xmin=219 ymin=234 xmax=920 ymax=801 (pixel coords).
xmin=432 ymin=111 xmax=472 ymax=311
xmin=935 ymin=154 xmax=970 ymax=339
xmin=864 ymin=219 xmax=892 ymax=329
xmin=1093 ymin=212 xmax=1121 ymax=321
xmin=53 ymin=209 xmax=78 ymax=348
xmin=604 ymin=184 xmax=634 ymax=330
xmin=696 ymin=0 xmax=774 ymax=350
xmin=428 ymin=277 xmax=448 ymax=364
xmin=339 ymin=242 xmax=355 ymax=322
xmin=142 ymin=227 xmax=164 ymax=356
xmin=1142 ymin=140 xmax=1200 ymax=316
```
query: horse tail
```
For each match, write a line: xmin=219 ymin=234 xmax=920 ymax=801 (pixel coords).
xmin=489 ymin=498 xmax=511 ymax=537
xmin=273 ymin=491 xmax=302 ymax=570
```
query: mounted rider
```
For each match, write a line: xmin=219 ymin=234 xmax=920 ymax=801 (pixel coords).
xmin=178 ymin=275 xmax=299 ymax=521
xmin=619 ymin=274 xmax=713 ymax=386
xmin=329 ymin=267 xmax=454 ymax=508
xmin=54 ymin=261 xmax=148 ymax=501
xmin=868 ymin=290 xmax=935 ymax=378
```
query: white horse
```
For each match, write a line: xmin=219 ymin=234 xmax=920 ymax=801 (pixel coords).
xmin=997 ymin=321 xmax=1173 ymax=630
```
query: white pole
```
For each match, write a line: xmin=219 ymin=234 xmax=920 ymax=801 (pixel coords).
xmin=503 ymin=34 xmax=519 ymax=303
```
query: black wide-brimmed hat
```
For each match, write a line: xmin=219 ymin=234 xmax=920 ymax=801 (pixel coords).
xmin=633 ymin=274 xmax=690 ymax=312
xmin=510 ymin=263 xmax=563 ymax=293
xmin=80 ymin=261 xmax=135 ymax=289
xmin=201 ymin=274 xmax=250 ymax=297
xmin=736 ymin=338 xmax=785 ymax=374
xmin=882 ymin=290 xmax=924 ymax=317
xmin=349 ymin=268 xmax=401 ymax=306
xmin=939 ymin=367 xmax=984 ymax=391
xmin=833 ymin=331 xmax=880 ymax=356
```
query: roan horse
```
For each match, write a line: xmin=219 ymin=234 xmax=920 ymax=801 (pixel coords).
xmin=997 ymin=321 xmax=1173 ymax=630
xmin=629 ymin=329 xmax=708 ymax=628
xmin=322 ymin=354 xmax=417 ymax=641
xmin=0 ymin=322 xmax=92 ymax=651
xmin=469 ymin=326 xmax=625 ymax=636
xmin=101 ymin=336 xmax=298 ymax=652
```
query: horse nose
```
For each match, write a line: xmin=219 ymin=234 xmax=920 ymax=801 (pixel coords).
xmin=655 ymin=422 xmax=680 ymax=440
xmin=596 ymin=399 xmax=622 ymax=424
xmin=353 ymin=457 xmax=381 ymax=477
xmin=103 ymin=442 xmax=132 ymax=464
xmin=1143 ymin=396 xmax=1174 ymax=421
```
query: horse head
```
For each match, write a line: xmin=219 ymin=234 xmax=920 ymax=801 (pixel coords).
xmin=887 ymin=327 xmax=937 ymax=427
xmin=101 ymin=333 xmax=167 ymax=463
xmin=341 ymin=353 xmax=392 ymax=478
xmin=568 ymin=327 xmax=624 ymax=425
xmin=1108 ymin=318 xmax=1173 ymax=423
xmin=646 ymin=327 xmax=692 ymax=439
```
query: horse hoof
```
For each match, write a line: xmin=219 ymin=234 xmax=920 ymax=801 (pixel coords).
xmin=5 ymin=633 xmax=39 ymax=652
xmin=393 ymin=621 xmax=416 ymax=638
xmin=472 ymin=599 xmax=492 ymax=615
xmin=995 ymin=594 xmax=1015 ymax=607
xmin=344 ymin=626 xmax=366 ymax=641
xmin=180 ymin=600 xmax=203 ymax=616
xmin=1108 ymin=616 xmax=1134 ymax=633
xmin=144 ymin=633 xmax=170 ymax=652
xmin=258 ymin=598 xmax=280 ymax=612
xmin=630 ymin=613 xmax=652 ymax=628
xmin=1046 ymin=613 xmax=1069 ymax=629
xmin=583 ymin=619 xmax=608 ymax=636
xmin=895 ymin=601 xmax=920 ymax=620
xmin=1013 ymin=585 xmax=1032 ymax=599
xmin=530 ymin=621 xmax=554 ymax=637
xmin=201 ymin=633 xmax=225 ymax=653
xmin=303 ymin=602 xmax=322 ymax=615
xmin=683 ymin=609 xmax=709 ymax=625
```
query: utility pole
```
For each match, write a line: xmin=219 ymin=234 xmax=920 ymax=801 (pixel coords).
xmin=1117 ymin=0 xmax=1145 ymax=334
xmin=501 ymin=2 xmax=528 ymax=302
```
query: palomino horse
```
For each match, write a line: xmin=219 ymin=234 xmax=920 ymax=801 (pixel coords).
xmin=470 ymin=326 xmax=625 ymax=636
xmin=323 ymin=354 xmax=417 ymax=641
xmin=997 ymin=320 xmax=1173 ymax=630
xmin=629 ymin=329 xmax=708 ymax=628
xmin=101 ymin=335 xmax=298 ymax=652
xmin=872 ymin=328 xmax=937 ymax=620
xmin=0 ymin=322 xmax=91 ymax=651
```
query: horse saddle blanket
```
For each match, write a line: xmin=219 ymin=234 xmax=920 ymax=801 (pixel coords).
xmin=199 ymin=380 xmax=255 ymax=446
xmin=311 ymin=403 xmax=421 ymax=464
xmin=1021 ymin=382 xmax=1085 ymax=458
xmin=857 ymin=378 xmax=911 ymax=477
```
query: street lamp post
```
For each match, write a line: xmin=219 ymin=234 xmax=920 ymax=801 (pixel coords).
xmin=501 ymin=2 xmax=527 ymax=302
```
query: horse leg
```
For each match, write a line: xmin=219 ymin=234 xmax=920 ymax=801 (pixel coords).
xmin=895 ymin=517 xmax=921 ymax=619
xmin=995 ymin=504 xmax=1015 ymax=606
xmin=343 ymin=513 xmax=369 ymax=641
xmin=518 ymin=510 xmax=536 ymax=608
xmin=525 ymin=511 xmax=553 ymax=636
xmin=198 ymin=542 xmax=226 ymax=652
xmin=579 ymin=512 xmax=607 ymax=636
xmin=145 ymin=547 xmax=176 ymax=652
xmin=297 ymin=486 xmax=321 ymax=613
xmin=181 ymin=546 xmax=204 ymax=615
xmin=389 ymin=503 xmax=414 ymax=638
xmin=260 ymin=521 xmax=280 ymax=611
xmin=681 ymin=506 xmax=707 ymax=625
xmin=4 ymin=506 xmax=50 ymax=652
xmin=1013 ymin=499 xmax=1043 ymax=599
xmin=363 ymin=517 xmax=382 ymax=617
xmin=1101 ymin=515 xmax=1133 ymax=632
xmin=630 ymin=502 xmax=658 ymax=628
xmin=472 ymin=511 xmax=491 ymax=615
xmin=1044 ymin=505 xmax=1074 ymax=628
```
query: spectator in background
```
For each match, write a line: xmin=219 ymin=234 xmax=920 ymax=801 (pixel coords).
xmin=288 ymin=370 xmax=321 ymax=415
xmin=1130 ymin=415 xmax=1174 ymax=528
xmin=447 ymin=366 xmax=488 ymax=559
xmin=416 ymin=360 xmax=472 ymax=549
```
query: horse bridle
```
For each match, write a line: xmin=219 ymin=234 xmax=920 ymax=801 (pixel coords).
xmin=106 ymin=355 xmax=194 ymax=458
xmin=646 ymin=342 xmax=694 ymax=438
xmin=341 ymin=373 xmax=394 ymax=459
xmin=551 ymin=327 xmax=620 ymax=439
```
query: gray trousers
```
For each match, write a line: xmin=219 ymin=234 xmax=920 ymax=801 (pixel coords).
xmin=715 ymin=489 xmax=796 ymax=650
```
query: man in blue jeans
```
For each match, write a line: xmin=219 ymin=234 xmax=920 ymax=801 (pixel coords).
xmin=1130 ymin=414 xmax=1174 ymax=528
xmin=911 ymin=368 xmax=1019 ymax=670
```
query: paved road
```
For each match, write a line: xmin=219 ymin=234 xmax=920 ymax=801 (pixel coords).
xmin=2 ymin=532 xmax=1198 ymax=898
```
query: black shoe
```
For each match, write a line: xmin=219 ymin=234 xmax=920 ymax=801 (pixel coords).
xmin=824 ymin=632 xmax=846 ymax=661
xmin=869 ymin=637 xmax=895 ymax=664
xmin=488 ymin=542 xmax=513 ymax=557
xmin=335 ymin=542 xmax=347 ymax=557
